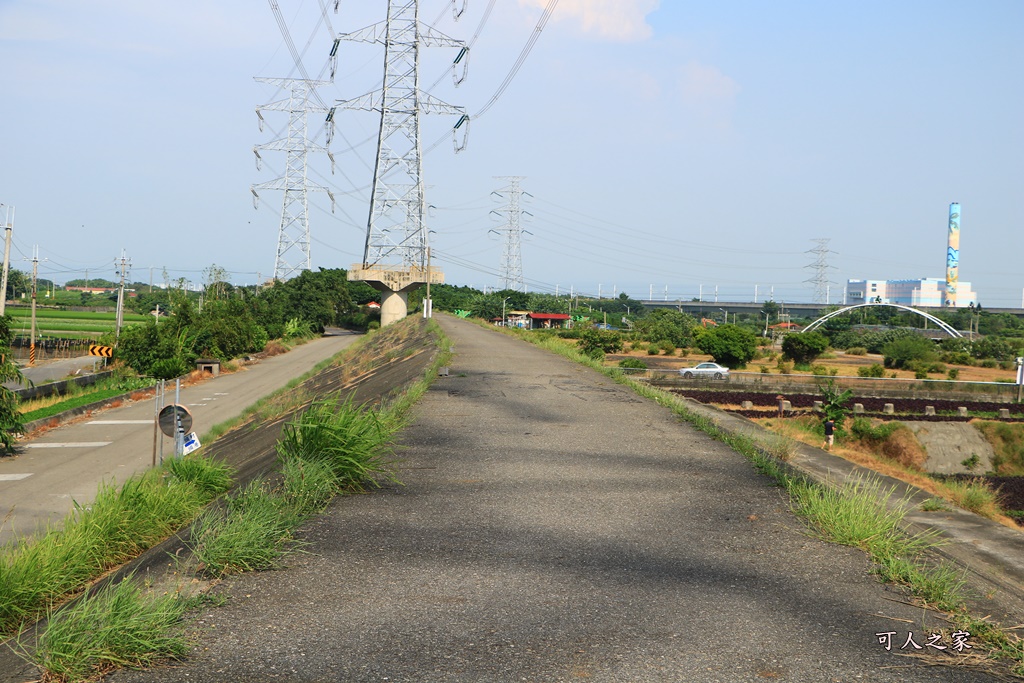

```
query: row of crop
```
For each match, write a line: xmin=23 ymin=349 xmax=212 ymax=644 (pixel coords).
xmin=5 ymin=308 xmax=149 ymax=322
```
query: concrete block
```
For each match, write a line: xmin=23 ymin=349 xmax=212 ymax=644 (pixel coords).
xmin=782 ymin=400 xmax=792 ymax=413
xmin=883 ymin=403 xmax=895 ymax=415
xmin=853 ymin=403 xmax=865 ymax=414
xmin=1000 ymin=408 xmax=1011 ymax=418
xmin=438 ymin=367 xmax=450 ymax=377
xmin=924 ymin=406 xmax=936 ymax=416
xmin=741 ymin=401 xmax=753 ymax=410
xmin=813 ymin=401 xmax=823 ymax=411
xmin=958 ymin=407 xmax=969 ymax=416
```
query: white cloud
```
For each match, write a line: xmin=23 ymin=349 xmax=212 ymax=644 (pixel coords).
xmin=519 ymin=0 xmax=659 ymax=42
xmin=676 ymin=60 xmax=740 ymax=130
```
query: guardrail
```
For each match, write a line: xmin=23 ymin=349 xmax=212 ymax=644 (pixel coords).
xmin=634 ymin=369 xmax=1020 ymax=403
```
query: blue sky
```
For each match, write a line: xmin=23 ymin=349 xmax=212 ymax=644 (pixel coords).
xmin=1 ymin=1 xmax=1021 ymax=306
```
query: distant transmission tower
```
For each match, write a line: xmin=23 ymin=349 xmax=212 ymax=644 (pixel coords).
xmin=804 ymin=238 xmax=837 ymax=304
xmin=251 ymin=78 xmax=336 ymax=282
xmin=340 ymin=1 xmax=467 ymax=325
xmin=489 ymin=176 xmax=532 ymax=292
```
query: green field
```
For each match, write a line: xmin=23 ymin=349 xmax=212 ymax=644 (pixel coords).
xmin=5 ymin=307 xmax=148 ymax=339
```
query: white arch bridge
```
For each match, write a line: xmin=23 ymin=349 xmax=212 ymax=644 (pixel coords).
xmin=801 ymin=302 xmax=964 ymax=339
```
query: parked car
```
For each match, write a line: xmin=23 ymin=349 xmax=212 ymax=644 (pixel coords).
xmin=679 ymin=362 xmax=729 ymax=380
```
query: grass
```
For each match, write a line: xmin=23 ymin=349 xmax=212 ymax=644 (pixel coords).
xmin=18 ymin=375 xmax=152 ymax=418
xmin=0 ymin=455 xmax=232 ymax=638
xmin=942 ymin=478 xmax=1004 ymax=519
xmin=20 ymin=577 xmax=192 ymax=682
xmin=187 ymin=481 xmax=297 ymax=577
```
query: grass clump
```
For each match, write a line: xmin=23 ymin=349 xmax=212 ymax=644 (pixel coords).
xmin=164 ymin=454 xmax=234 ymax=497
xmin=188 ymin=481 xmax=296 ymax=577
xmin=0 ymin=462 xmax=224 ymax=637
xmin=943 ymin=478 xmax=1003 ymax=519
xmin=22 ymin=577 xmax=191 ymax=682
xmin=276 ymin=395 xmax=398 ymax=492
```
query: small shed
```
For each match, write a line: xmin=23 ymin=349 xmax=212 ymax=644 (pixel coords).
xmin=528 ymin=312 xmax=572 ymax=330
xmin=196 ymin=358 xmax=221 ymax=376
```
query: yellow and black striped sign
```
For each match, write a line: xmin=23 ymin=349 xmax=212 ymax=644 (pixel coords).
xmin=89 ymin=344 xmax=114 ymax=358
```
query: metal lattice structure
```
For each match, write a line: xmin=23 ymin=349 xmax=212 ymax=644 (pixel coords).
xmin=251 ymin=78 xmax=336 ymax=281
xmin=338 ymin=1 xmax=466 ymax=270
xmin=804 ymin=238 xmax=837 ymax=304
xmin=489 ymin=176 xmax=532 ymax=292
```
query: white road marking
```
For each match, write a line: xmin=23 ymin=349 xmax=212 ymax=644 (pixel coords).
xmin=189 ymin=403 xmax=207 ymax=407
xmin=86 ymin=420 xmax=154 ymax=425
xmin=0 ymin=473 xmax=32 ymax=481
xmin=214 ymin=392 xmax=228 ymax=396
xmin=23 ymin=442 xmax=112 ymax=449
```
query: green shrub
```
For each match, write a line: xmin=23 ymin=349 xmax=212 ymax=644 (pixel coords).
xmin=618 ymin=358 xmax=647 ymax=370
xmin=858 ymin=363 xmax=886 ymax=378
xmin=845 ymin=346 xmax=868 ymax=356
xmin=947 ymin=368 xmax=960 ymax=380
xmin=882 ymin=335 xmax=937 ymax=369
xmin=980 ymin=359 xmax=998 ymax=369
xmin=695 ymin=324 xmax=757 ymax=369
xmin=647 ymin=345 xmax=659 ymax=355
xmin=782 ymin=332 xmax=828 ymax=364
xmin=659 ymin=340 xmax=676 ymax=355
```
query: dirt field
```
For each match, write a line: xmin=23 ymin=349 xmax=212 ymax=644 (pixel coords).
xmin=606 ymin=343 xmax=1019 ymax=383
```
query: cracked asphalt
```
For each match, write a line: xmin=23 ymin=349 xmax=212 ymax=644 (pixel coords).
xmin=109 ymin=316 xmax=1008 ymax=682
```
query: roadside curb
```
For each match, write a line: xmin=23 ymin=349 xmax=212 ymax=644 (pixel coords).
xmin=675 ymin=395 xmax=1024 ymax=625
xmin=20 ymin=386 xmax=157 ymax=436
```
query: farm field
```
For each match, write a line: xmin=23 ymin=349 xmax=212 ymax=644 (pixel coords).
xmin=5 ymin=307 xmax=148 ymax=339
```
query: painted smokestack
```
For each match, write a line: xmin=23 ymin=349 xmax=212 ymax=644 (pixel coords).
xmin=945 ymin=202 xmax=961 ymax=307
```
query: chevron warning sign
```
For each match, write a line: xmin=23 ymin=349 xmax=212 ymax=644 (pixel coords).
xmin=89 ymin=345 xmax=114 ymax=358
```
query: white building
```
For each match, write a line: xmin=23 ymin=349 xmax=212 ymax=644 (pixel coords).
xmin=845 ymin=278 xmax=978 ymax=308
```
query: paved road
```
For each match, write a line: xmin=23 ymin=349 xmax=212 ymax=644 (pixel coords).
xmin=0 ymin=332 xmax=360 ymax=545
xmin=112 ymin=316 xmax=1001 ymax=683
xmin=3 ymin=354 xmax=101 ymax=390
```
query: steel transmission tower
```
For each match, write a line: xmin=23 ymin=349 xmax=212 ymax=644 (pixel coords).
xmin=339 ymin=1 xmax=467 ymax=325
xmin=489 ymin=176 xmax=532 ymax=292
xmin=804 ymin=238 xmax=837 ymax=304
xmin=251 ymin=78 xmax=336 ymax=282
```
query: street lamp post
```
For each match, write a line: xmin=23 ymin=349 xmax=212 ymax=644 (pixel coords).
xmin=502 ymin=296 xmax=510 ymax=327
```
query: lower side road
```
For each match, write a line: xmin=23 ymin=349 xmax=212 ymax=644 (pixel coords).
xmin=111 ymin=316 xmax=1005 ymax=682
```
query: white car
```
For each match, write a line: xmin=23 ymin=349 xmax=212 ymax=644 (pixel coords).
xmin=679 ymin=362 xmax=729 ymax=380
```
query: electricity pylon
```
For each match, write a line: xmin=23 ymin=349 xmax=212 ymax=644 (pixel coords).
xmin=251 ymin=78 xmax=336 ymax=282
xmin=339 ymin=0 xmax=467 ymax=325
xmin=804 ymin=238 xmax=837 ymax=304
xmin=489 ymin=176 xmax=532 ymax=292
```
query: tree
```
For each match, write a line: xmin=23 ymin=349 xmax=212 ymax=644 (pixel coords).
xmin=818 ymin=378 xmax=853 ymax=429
xmin=0 ymin=315 xmax=24 ymax=452
xmin=695 ymin=324 xmax=757 ymax=368
xmin=632 ymin=309 xmax=695 ymax=348
xmin=781 ymin=332 xmax=828 ymax=364
xmin=881 ymin=335 xmax=936 ymax=369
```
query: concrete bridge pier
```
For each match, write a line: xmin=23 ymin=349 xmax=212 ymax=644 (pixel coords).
xmin=348 ymin=264 xmax=444 ymax=327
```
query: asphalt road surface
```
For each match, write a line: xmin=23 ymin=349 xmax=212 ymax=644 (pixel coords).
xmin=110 ymin=316 xmax=1004 ymax=683
xmin=0 ymin=331 xmax=359 ymax=546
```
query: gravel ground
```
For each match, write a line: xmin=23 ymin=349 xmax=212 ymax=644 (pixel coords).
xmin=108 ymin=317 xmax=1009 ymax=682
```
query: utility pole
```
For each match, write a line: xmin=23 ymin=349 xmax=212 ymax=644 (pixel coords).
xmin=805 ymin=238 xmax=837 ymax=304
xmin=489 ymin=176 xmax=531 ymax=292
xmin=0 ymin=204 xmax=13 ymax=316
xmin=341 ymin=1 xmax=467 ymax=325
xmin=252 ymin=78 xmax=336 ymax=281
xmin=115 ymin=250 xmax=131 ymax=340
xmin=29 ymin=246 xmax=39 ymax=366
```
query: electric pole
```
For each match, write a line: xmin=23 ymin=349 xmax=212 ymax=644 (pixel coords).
xmin=0 ymin=204 xmax=12 ymax=316
xmin=115 ymin=250 xmax=131 ymax=340
xmin=341 ymin=0 xmax=467 ymax=325
xmin=805 ymin=238 xmax=837 ymax=304
xmin=252 ymin=78 xmax=336 ymax=281
xmin=489 ymin=176 xmax=531 ymax=292
xmin=29 ymin=246 xmax=42 ymax=366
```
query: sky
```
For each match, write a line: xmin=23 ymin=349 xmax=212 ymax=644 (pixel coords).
xmin=0 ymin=0 xmax=1021 ymax=306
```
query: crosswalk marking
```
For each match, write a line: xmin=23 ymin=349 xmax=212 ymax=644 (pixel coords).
xmin=0 ymin=474 xmax=32 ymax=481
xmin=23 ymin=442 xmax=112 ymax=449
